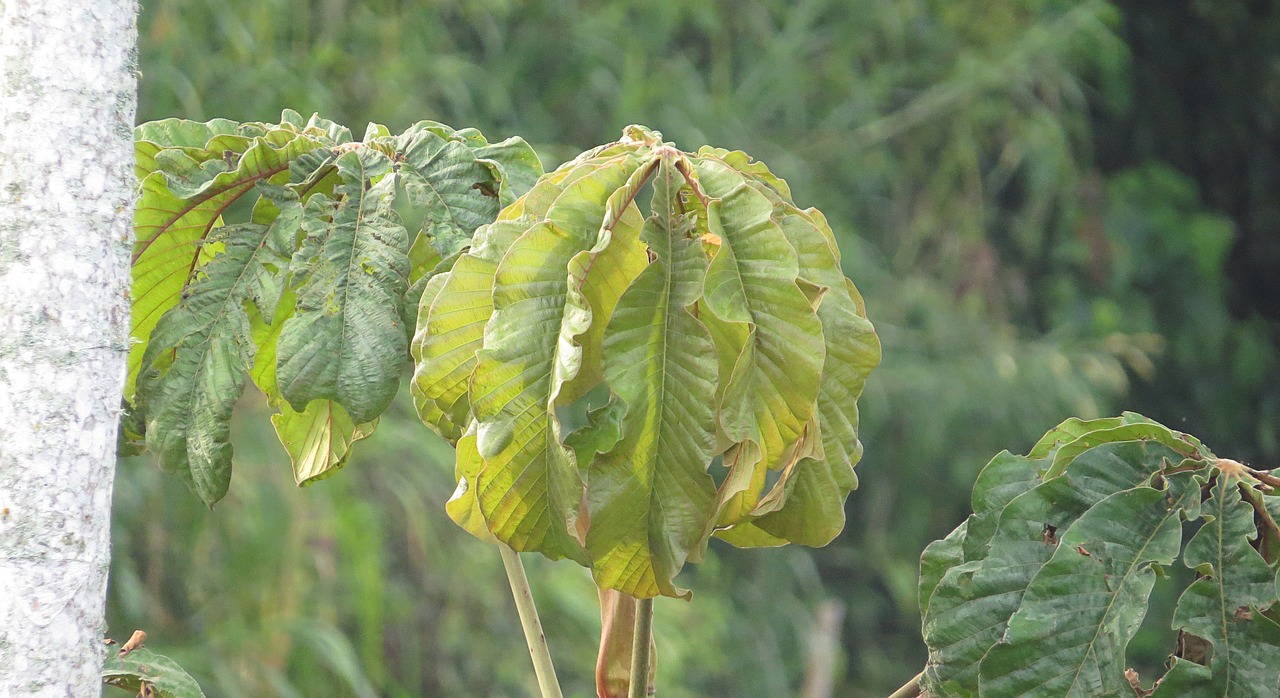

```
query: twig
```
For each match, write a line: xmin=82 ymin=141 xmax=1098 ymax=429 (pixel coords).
xmin=1247 ymin=466 xmax=1280 ymax=490
xmin=1239 ymin=483 xmax=1280 ymax=564
xmin=499 ymin=545 xmax=564 ymax=698
xmin=887 ymin=671 xmax=924 ymax=698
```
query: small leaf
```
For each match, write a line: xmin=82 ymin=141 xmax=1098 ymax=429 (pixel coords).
xmin=102 ymin=647 xmax=206 ymax=698
xmin=271 ymin=399 xmax=378 ymax=485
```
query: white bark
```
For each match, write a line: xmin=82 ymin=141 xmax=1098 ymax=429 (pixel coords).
xmin=0 ymin=1 xmax=137 ymax=696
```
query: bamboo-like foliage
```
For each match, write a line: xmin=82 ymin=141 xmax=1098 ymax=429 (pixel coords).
xmin=125 ymin=112 xmax=541 ymax=505
xmin=920 ymin=413 xmax=1280 ymax=697
xmin=411 ymin=126 xmax=881 ymax=599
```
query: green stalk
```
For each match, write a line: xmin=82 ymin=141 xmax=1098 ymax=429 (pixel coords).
xmin=886 ymin=671 xmax=924 ymax=698
xmin=499 ymin=544 xmax=564 ymax=698
xmin=627 ymin=597 xmax=655 ymax=698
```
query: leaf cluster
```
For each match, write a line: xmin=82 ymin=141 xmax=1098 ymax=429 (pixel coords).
xmin=412 ymin=126 xmax=880 ymax=599
xmin=920 ymin=413 xmax=1280 ymax=697
xmin=125 ymin=111 xmax=541 ymax=505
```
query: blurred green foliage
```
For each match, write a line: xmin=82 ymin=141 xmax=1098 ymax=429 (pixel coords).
xmin=110 ymin=0 xmax=1279 ymax=695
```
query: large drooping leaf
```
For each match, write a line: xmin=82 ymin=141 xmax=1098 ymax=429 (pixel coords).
xmin=468 ymin=155 xmax=642 ymax=563
xmin=751 ymin=202 xmax=880 ymax=545
xmin=585 ymin=161 xmax=718 ymax=598
xmin=694 ymin=156 xmax=826 ymax=527
xmin=136 ymin=218 xmax=283 ymax=506
xmin=918 ymin=415 xmax=1280 ymax=698
xmin=411 ymin=126 xmax=880 ymax=598
xmin=274 ymin=148 xmax=410 ymax=424
xmin=128 ymin=113 xmax=539 ymax=502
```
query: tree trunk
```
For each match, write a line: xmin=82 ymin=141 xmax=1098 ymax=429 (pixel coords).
xmin=0 ymin=1 xmax=138 ymax=695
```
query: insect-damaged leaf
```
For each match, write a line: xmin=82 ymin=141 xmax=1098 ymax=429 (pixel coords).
xmin=1149 ymin=478 xmax=1280 ymax=698
xmin=136 ymin=219 xmax=284 ymax=506
xmin=977 ymin=483 xmax=1194 ymax=697
xmin=917 ymin=415 xmax=1280 ymax=698
xmin=130 ymin=114 xmax=535 ymax=500
xmin=275 ymin=148 xmax=410 ymax=425
xmin=921 ymin=421 xmax=1208 ymax=695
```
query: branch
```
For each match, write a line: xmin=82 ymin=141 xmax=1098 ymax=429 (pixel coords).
xmin=887 ymin=672 xmax=925 ymax=698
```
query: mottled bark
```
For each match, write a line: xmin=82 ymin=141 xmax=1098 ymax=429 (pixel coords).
xmin=0 ymin=1 xmax=138 ymax=695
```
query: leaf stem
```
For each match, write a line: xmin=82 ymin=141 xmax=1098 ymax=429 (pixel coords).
xmin=628 ymin=597 xmax=655 ymax=698
xmin=886 ymin=671 xmax=924 ymax=698
xmin=1238 ymin=483 xmax=1280 ymax=563
xmin=499 ymin=545 xmax=564 ymax=698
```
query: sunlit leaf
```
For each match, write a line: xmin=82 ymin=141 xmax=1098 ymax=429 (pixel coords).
xmin=585 ymin=159 xmax=718 ymax=598
xmin=692 ymin=155 xmax=825 ymax=526
xmin=469 ymin=155 xmax=641 ymax=562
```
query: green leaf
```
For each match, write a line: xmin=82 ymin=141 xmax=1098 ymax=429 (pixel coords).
xmin=391 ymin=123 xmax=506 ymax=259
xmin=471 ymin=137 xmax=545 ymax=207
xmin=445 ymin=422 xmax=497 ymax=543
xmin=130 ymin=125 xmax=327 ymax=402
xmin=691 ymin=156 xmax=825 ymax=526
xmin=919 ymin=523 xmax=968 ymax=616
xmin=468 ymin=155 xmax=641 ymax=562
xmin=410 ymin=128 xmax=880 ymax=596
xmin=103 ymin=647 xmax=206 ymax=698
xmin=585 ymin=159 xmax=718 ymax=599
xmin=750 ymin=204 xmax=880 ymax=545
xmin=275 ymin=148 xmax=411 ymax=425
xmin=411 ymin=221 xmax=528 ymax=443
xmin=272 ymin=400 xmax=378 ymax=485
xmin=1150 ymin=478 xmax=1280 ymax=698
xmin=921 ymin=438 xmax=1199 ymax=694
xmin=411 ymin=145 xmax=618 ymax=444
xmin=977 ymin=482 xmax=1194 ymax=697
xmin=136 ymin=219 xmax=283 ymax=506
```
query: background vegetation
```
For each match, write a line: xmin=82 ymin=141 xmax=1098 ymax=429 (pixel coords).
xmin=109 ymin=1 xmax=1280 ymax=695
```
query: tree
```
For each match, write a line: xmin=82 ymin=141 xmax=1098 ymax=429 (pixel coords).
xmin=0 ymin=0 xmax=138 ymax=695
